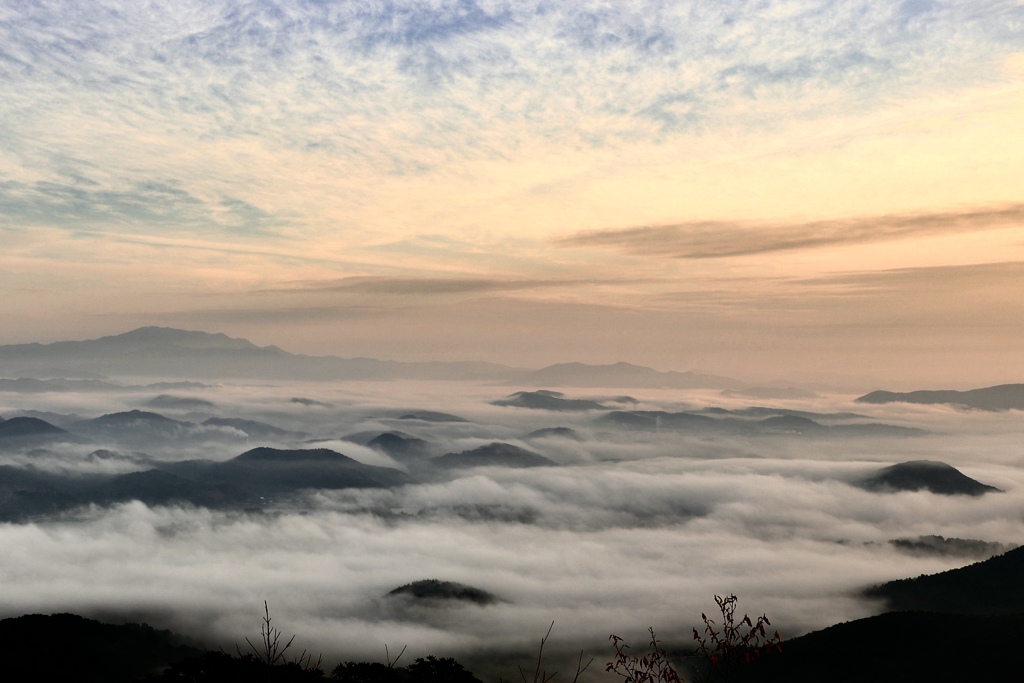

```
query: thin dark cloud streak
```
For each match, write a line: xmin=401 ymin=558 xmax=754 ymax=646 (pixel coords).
xmin=795 ymin=259 xmax=1024 ymax=291
xmin=262 ymin=275 xmax=654 ymax=296
xmin=556 ymin=203 xmax=1024 ymax=259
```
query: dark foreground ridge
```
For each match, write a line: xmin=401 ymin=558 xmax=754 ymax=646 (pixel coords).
xmin=737 ymin=546 xmax=1024 ymax=681
xmin=0 ymin=613 xmax=200 ymax=683
xmin=864 ymin=544 xmax=1024 ymax=615
xmin=10 ymin=547 xmax=1024 ymax=683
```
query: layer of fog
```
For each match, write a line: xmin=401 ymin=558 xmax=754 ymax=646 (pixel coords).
xmin=1 ymin=380 xmax=1023 ymax=672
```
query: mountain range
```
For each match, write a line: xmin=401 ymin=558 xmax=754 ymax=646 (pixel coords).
xmin=0 ymin=445 xmax=410 ymax=521
xmin=0 ymin=327 xmax=745 ymax=387
xmin=857 ymin=383 xmax=1024 ymax=411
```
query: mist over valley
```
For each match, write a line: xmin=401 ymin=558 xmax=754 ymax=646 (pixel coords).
xmin=1 ymin=328 xmax=1022 ymax=677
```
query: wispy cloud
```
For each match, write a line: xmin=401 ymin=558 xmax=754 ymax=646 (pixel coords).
xmin=2 ymin=1 xmax=1021 ymax=186
xmin=262 ymin=275 xmax=639 ymax=296
xmin=0 ymin=178 xmax=283 ymax=235
xmin=556 ymin=204 xmax=1024 ymax=259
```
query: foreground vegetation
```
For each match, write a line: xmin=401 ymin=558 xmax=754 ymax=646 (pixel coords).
xmin=7 ymin=556 xmax=1024 ymax=683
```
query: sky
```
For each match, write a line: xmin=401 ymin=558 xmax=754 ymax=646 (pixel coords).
xmin=2 ymin=1 xmax=1024 ymax=388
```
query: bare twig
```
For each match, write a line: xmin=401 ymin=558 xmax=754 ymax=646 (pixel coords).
xmin=385 ymin=643 xmax=408 ymax=669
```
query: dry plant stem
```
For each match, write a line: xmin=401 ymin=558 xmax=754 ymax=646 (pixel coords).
xmin=521 ymin=621 xmax=556 ymax=683
xmin=385 ymin=644 xmax=408 ymax=669
xmin=240 ymin=600 xmax=323 ymax=677
xmin=507 ymin=622 xmax=592 ymax=683
xmin=241 ymin=601 xmax=297 ymax=666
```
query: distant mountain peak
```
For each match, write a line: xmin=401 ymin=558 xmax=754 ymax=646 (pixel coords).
xmin=102 ymin=327 xmax=268 ymax=351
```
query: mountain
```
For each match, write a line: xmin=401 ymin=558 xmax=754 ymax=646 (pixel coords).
xmin=523 ymin=361 xmax=740 ymax=389
xmin=0 ymin=445 xmax=411 ymax=521
xmin=0 ymin=327 xmax=522 ymax=381
xmin=0 ymin=327 xmax=749 ymax=387
xmin=70 ymin=410 xmax=197 ymax=445
xmin=492 ymin=390 xmax=607 ymax=411
xmin=433 ymin=443 xmax=555 ymax=469
xmin=595 ymin=410 xmax=921 ymax=438
xmin=0 ymin=613 xmax=201 ymax=683
xmin=387 ymin=579 xmax=499 ymax=605
xmin=856 ymin=383 xmax=1024 ymax=410
xmin=175 ymin=446 xmax=411 ymax=491
xmin=864 ymin=545 xmax=1024 ymax=615
xmin=367 ymin=432 xmax=431 ymax=461
xmin=888 ymin=535 xmax=1014 ymax=559
xmin=0 ymin=416 xmax=67 ymax=438
xmin=735 ymin=547 xmax=1024 ymax=681
xmin=201 ymin=417 xmax=301 ymax=441
xmin=90 ymin=470 xmax=244 ymax=508
xmin=858 ymin=460 xmax=1001 ymax=496
xmin=733 ymin=611 xmax=1024 ymax=682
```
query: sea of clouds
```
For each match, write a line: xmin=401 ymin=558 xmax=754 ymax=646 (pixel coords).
xmin=1 ymin=380 xmax=1022 ymax=676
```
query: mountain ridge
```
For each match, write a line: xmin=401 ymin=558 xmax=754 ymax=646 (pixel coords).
xmin=0 ymin=327 xmax=735 ymax=386
xmin=856 ymin=383 xmax=1024 ymax=411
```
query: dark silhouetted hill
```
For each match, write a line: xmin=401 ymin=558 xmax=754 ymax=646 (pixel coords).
xmin=74 ymin=410 xmax=190 ymax=433
xmin=167 ymin=447 xmax=411 ymax=493
xmin=91 ymin=470 xmax=244 ymax=508
xmin=69 ymin=410 xmax=198 ymax=446
xmin=0 ymin=446 xmax=410 ymax=520
xmin=734 ymin=611 xmax=1024 ymax=682
xmin=387 ymin=579 xmax=499 ymax=605
xmin=856 ymin=383 xmax=1024 ymax=410
xmin=858 ymin=460 xmax=1000 ymax=496
xmin=434 ymin=443 xmax=555 ymax=469
xmin=864 ymin=545 xmax=1024 ymax=615
xmin=0 ymin=416 xmax=67 ymax=438
xmin=888 ymin=535 xmax=1014 ymax=559
xmin=368 ymin=432 xmax=431 ymax=460
xmin=0 ymin=613 xmax=200 ymax=683
xmin=492 ymin=390 xmax=607 ymax=411
xmin=201 ymin=417 xmax=301 ymax=440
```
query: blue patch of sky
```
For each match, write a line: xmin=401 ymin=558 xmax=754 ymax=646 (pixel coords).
xmin=0 ymin=178 xmax=282 ymax=235
xmin=2 ymin=1 xmax=1024 ymax=180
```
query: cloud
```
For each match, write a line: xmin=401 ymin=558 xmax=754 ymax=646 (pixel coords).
xmin=2 ymin=378 xmax=1024 ymax=669
xmin=556 ymin=203 xmax=1024 ymax=259
xmin=0 ymin=178 xmax=283 ymax=235
xmin=261 ymin=276 xmax=633 ymax=296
